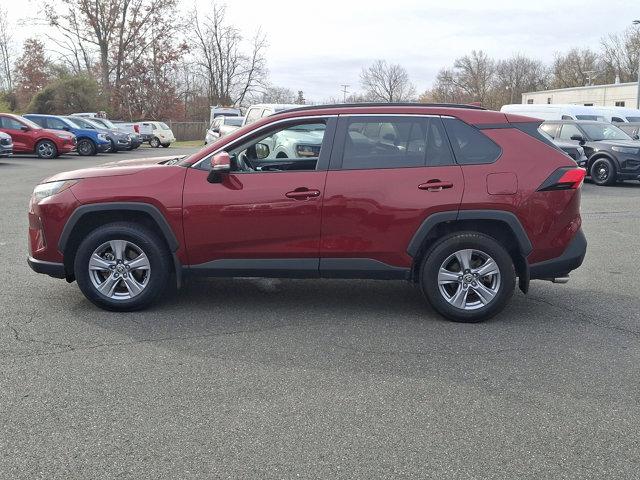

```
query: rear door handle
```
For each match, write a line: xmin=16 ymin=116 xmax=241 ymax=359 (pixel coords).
xmin=285 ymin=188 xmax=321 ymax=200
xmin=418 ymin=180 xmax=454 ymax=192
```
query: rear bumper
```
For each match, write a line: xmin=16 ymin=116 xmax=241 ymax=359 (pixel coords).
xmin=529 ymin=229 xmax=587 ymax=279
xmin=27 ymin=256 xmax=65 ymax=279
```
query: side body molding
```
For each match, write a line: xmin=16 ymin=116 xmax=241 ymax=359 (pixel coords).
xmin=58 ymin=202 xmax=180 ymax=253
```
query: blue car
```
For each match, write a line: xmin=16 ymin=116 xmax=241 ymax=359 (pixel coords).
xmin=24 ymin=114 xmax=111 ymax=156
xmin=66 ymin=116 xmax=133 ymax=152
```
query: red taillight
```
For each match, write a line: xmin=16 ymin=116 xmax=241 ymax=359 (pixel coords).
xmin=538 ymin=167 xmax=586 ymax=191
xmin=134 ymin=124 xmax=139 ymax=133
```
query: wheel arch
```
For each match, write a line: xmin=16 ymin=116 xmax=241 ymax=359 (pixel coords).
xmin=587 ymin=152 xmax=618 ymax=172
xmin=59 ymin=203 xmax=180 ymax=283
xmin=408 ymin=210 xmax=532 ymax=293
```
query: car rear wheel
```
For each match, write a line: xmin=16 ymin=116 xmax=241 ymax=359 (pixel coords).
xmin=150 ymin=137 xmax=160 ymax=148
xmin=77 ymin=138 xmax=97 ymax=156
xmin=590 ymin=157 xmax=616 ymax=186
xmin=36 ymin=140 xmax=58 ymax=159
xmin=74 ymin=222 xmax=172 ymax=311
xmin=420 ymin=232 xmax=515 ymax=323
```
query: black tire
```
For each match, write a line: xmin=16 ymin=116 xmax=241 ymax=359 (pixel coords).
xmin=161 ymin=143 xmax=170 ymax=148
xmin=150 ymin=137 xmax=160 ymax=148
xmin=35 ymin=140 xmax=58 ymax=159
xmin=77 ymin=138 xmax=97 ymax=156
xmin=108 ymin=139 xmax=117 ymax=153
xmin=419 ymin=232 xmax=515 ymax=323
xmin=590 ymin=157 xmax=616 ymax=186
xmin=74 ymin=222 xmax=172 ymax=311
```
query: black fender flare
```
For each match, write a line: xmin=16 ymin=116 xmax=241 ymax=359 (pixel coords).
xmin=58 ymin=202 xmax=180 ymax=253
xmin=587 ymin=152 xmax=618 ymax=173
xmin=407 ymin=209 xmax=532 ymax=258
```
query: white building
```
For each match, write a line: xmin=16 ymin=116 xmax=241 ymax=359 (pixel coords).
xmin=522 ymin=81 xmax=639 ymax=108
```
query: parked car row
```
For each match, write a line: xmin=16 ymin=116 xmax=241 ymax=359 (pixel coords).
xmin=500 ymin=104 xmax=640 ymax=186
xmin=0 ymin=111 xmax=179 ymax=159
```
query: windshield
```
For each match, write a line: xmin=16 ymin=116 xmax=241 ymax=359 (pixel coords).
xmin=93 ymin=118 xmax=116 ymax=129
xmin=21 ymin=117 xmax=42 ymax=129
xmin=227 ymin=117 xmax=243 ymax=126
xmin=581 ymin=123 xmax=632 ymax=141
xmin=286 ymin=124 xmax=326 ymax=133
xmin=575 ymin=115 xmax=604 ymax=121
xmin=69 ymin=117 xmax=99 ymax=129
xmin=65 ymin=117 xmax=84 ymax=129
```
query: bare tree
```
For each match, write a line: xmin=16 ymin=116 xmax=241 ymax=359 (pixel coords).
xmin=0 ymin=6 xmax=13 ymax=91
xmin=451 ymin=50 xmax=495 ymax=105
xmin=253 ymin=85 xmax=296 ymax=104
xmin=360 ymin=60 xmax=416 ymax=102
xmin=600 ymin=26 xmax=640 ymax=84
xmin=191 ymin=2 xmax=268 ymax=107
xmin=494 ymin=54 xmax=548 ymax=104
xmin=551 ymin=48 xmax=600 ymax=88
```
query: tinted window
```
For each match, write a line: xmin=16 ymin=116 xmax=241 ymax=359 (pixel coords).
xmin=558 ymin=124 xmax=582 ymax=141
xmin=561 ymin=115 xmax=573 ymax=120
xmin=46 ymin=117 xmax=68 ymax=130
xmin=442 ymin=118 xmax=501 ymax=165
xmin=611 ymin=117 xmax=624 ymax=123
xmin=227 ymin=117 xmax=243 ymax=126
xmin=539 ymin=123 xmax=558 ymax=138
xmin=341 ymin=117 xmax=453 ymax=170
xmin=626 ymin=116 xmax=640 ymax=122
xmin=580 ymin=123 xmax=631 ymax=141
xmin=27 ymin=116 xmax=46 ymax=128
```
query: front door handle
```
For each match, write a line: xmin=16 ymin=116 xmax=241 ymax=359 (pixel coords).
xmin=418 ymin=180 xmax=454 ymax=192
xmin=285 ymin=188 xmax=321 ymax=200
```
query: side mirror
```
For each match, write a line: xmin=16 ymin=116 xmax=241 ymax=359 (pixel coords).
xmin=256 ymin=142 xmax=270 ymax=159
xmin=570 ymin=134 xmax=586 ymax=145
xmin=20 ymin=125 xmax=29 ymax=132
xmin=63 ymin=126 xmax=70 ymax=131
xmin=633 ymin=134 xmax=639 ymax=140
xmin=207 ymin=152 xmax=231 ymax=183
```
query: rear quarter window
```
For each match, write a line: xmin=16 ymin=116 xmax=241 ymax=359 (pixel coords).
xmin=442 ymin=118 xmax=501 ymax=165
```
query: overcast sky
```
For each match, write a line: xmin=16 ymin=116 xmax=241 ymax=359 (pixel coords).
xmin=6 ymin=0 xmax=640 ymax=101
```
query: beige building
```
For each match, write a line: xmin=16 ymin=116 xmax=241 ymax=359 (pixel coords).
xmin=522 ymin=82 xmax=639 ymax=107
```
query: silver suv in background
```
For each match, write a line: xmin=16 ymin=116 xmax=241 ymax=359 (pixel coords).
xmin=242 ymin=104 xmax=300 ymax=126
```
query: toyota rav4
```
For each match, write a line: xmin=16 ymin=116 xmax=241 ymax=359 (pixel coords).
xmin=27 ymin=104 xmax=587 ymax=322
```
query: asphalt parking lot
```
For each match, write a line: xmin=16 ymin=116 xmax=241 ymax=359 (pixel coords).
xmin=1 ymin=147 xmax=639 ymax=479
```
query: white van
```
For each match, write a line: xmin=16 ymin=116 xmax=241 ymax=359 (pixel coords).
xmin=242 ymin=104 xmax=300 ymax=126
xmin=588 ymin=106 xmax=640 ymax=123
xmin=500 ymin=104 xmax=606 ymax=122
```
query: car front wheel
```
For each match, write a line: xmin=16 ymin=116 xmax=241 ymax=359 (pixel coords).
xmin=77 ymin=138 xmax=97 ymax=156
xmin=74 ymin=222 xmax=172 ymax=311
xmin=150 ymin=137 xmax=160 ymax=148
xmin=36 ymin=140 xmax=58 ymax=159
xmin=420 ymin=232 xmax=515 ymax=323
xmin=590 ymin=157 xmax=616 ymax=186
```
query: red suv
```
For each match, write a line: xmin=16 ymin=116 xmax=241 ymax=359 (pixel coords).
xmin=27 ymin=104 xmax=586 ymax=322
xmin=0 ymin=113 xmax=76 ymax=158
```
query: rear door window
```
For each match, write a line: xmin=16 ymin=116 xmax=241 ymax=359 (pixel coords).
xmin=558 ymin=124 xmax=583 ymax=141
xmin=442 ymin=118 xmax=501 ymax=165
xmin=339 ymin=116 xmax=454 ymax=170
xmin=539 ymin=123 xmax=559 ymax=138
xmin=46 ymin=117 xmax=68 ymax=130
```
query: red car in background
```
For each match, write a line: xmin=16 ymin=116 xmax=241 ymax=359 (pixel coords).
xmin=0 ymin=113 xmax=76 ymax=158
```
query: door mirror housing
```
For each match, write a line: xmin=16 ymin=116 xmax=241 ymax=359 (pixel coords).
xmin=570 ymin=134 xmax=586 ymax=145
xmin=633 ymin=134 xmax=640 ymax=140
xmin=207 ymin=152 xmax=231 ymax=183
xmin=20 ymin=125 xmax=30 ymax=132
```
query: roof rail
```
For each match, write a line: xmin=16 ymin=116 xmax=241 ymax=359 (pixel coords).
xmin=280 ymin=102 xmax=487 ymax=113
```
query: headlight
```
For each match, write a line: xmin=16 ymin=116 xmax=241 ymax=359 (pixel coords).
xmin=55 ymin=134 xmax=71 ymax=139
xmin=296 ymin=144 xmax=320 ymax=157
xmin=611 ymin=146 xmax=639 ymax=154
xmin=126 ymin=134 xmax=132 ymax=140
xmin=97 ymin=133 xmax=108 ymax=141
xmin=32 ymin=180 xmax=78 ymax=203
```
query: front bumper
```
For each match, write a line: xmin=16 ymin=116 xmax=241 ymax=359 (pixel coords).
xmin=97 ymin=142 xmax=111 ymax=152
xmin=529 ymin=229 xmax=587 ymax=279
xmin=0 ymin=144 xmax=12 ymax=157
xmin=27 ymin=256 xmax=65 ymax=279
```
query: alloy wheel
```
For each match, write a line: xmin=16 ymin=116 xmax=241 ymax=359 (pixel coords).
xmin=437 ymin=249 xmax=501 ymax=310
xmin=38 ymin=141 xmax=55 ymax=158
xmin=88 ymin=240 xmax=151 ymax=300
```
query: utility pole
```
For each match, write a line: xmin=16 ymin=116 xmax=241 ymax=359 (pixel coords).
xmin=340 ymin=84 xmax=349 ymax=103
